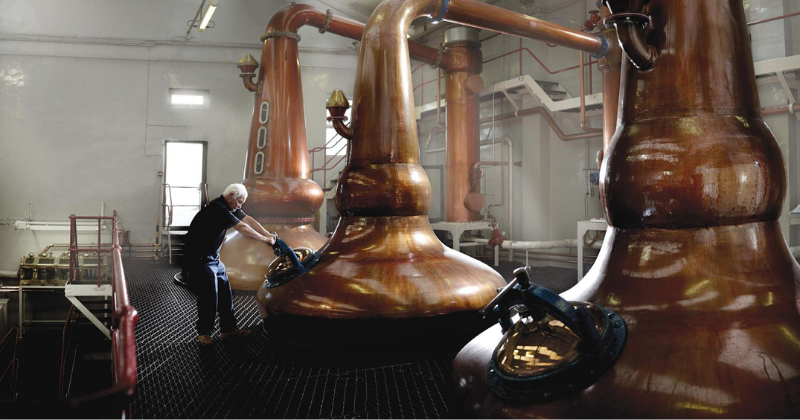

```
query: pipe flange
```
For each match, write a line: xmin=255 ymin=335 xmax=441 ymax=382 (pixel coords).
xmin=261 ymin=31 xmax=302 ymax=43
xmin=590 ymin=33 xmax=609 ymax=59
xmin=319 ymin=9 xmax=333 ymax=34
xmin=430 ymin=46 xmax=444 ymax=69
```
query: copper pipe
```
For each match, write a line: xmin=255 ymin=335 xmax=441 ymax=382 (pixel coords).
xmin=762 ymin=102 xmax=800 ymax=115
xmin=445 ymin=0 xmax=606 ymax=55
xmin=332 ymin=119 xmax=353 ymax=140
xmin=604 ymin=1 xmax=657 ymax=71
xmin=579 ymin=51 xmax=602 ymax=133
xmin=443 ymin=31 xmax=483 ymax=222
xmin=747 ymin=10 xmax=800 ymax=26
xmin=421 ymin=106 xmax=602 ymax=141
xmin=436 ymin=66 xmax=443 ymax=125
xmin=597 ymin=4 xmax=622 ymax=166
xmin=240 ymin=74 xmax=257 ymax=92
xmin=482 ymin=107 xmax=601 ymax=141
xmin=481 ymin=46 xmax=597 ymax=74
xmin=612 ymin=18 xmax=656 ymax=70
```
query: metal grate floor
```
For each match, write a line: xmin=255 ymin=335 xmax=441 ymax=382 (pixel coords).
xmin=127 ymin=262 xmax=456 ymax=419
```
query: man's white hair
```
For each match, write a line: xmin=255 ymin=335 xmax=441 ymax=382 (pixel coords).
xmin=223 ymin=183 xmax=247 ymax=199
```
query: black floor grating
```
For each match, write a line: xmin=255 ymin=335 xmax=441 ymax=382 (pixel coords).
xmin=126 ymin=262 xmax=456 ymax=419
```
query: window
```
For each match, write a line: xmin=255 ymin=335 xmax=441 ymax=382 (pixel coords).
xmin=163 ymin=141 xmax=207 ymax=228
xmin=254 ymin=151 xmax=265 ymax=174
xmin=325 ymin=97 xmax=351 ymax=156
xmin=170 ymin=88 xmax=210 ymax=108
xmin=257 ymin=127 xmax=267 ymax=149
xmin=259 ymin=102 xmax=270 ymax=124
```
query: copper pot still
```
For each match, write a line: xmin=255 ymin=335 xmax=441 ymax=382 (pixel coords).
xmin=255 ymin=0 xmax=506 ymax=351
xmin=452 ymin=0 xmax=800 ymax=417
xmin=219 ymin=6 xmax=338 ymax=291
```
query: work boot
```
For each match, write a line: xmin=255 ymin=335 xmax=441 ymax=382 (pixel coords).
xmin=220 ymin=329 xmax=252 ymax=340
xmin=198 ymin=334 xmax=214 ymax=346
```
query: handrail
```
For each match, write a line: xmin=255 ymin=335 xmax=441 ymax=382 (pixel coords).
xmin=69 ymin=215 xmax=115 ymax=287
xmin=0 ymin=327 xmax=19 ymax=400
xmin=310 ymin=132 xmax=349 ymax=189
xmin=59 ymin=305 xmax=76 ymax=398
xmin=162 ymin=183 xmax=173 ymax=227
xmin=65 ymin=211 xmax=138 ymax=417
xmin=747 ymin=10 xmax=800 ymax=26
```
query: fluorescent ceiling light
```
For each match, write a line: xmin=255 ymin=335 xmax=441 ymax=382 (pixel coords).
xmin=199 ymin=0 xmax=220 ymax=32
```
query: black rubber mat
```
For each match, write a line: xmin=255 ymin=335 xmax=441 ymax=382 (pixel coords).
xmin=126 ymin=262 xmax=455 ymax=419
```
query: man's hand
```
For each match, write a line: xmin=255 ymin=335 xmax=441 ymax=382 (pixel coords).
xmin=264 ymin=234 xmax=277 ymax=245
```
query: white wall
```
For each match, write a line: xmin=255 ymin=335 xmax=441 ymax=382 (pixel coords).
xmin=0 ymin=0 xmax=360 ymax=272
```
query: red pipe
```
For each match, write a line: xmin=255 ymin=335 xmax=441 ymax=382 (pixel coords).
xmin=579 ymin=51 xmax=602 ymax=133
xmin=480 ymin=107 xmax=601 ymax=141
xmin=747 ymin=10 xmax=800 ymax=26
xmin=761 ymin=103 xmax=800 ymax=115
xmin=481 ymin=46 xmax=597 ymax=74
xmin=436 ymin=66 xmax=444 ymax=125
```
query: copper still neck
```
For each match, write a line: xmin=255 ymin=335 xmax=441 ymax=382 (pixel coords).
xmin=601 ymin=0 xmax=784 ymax=228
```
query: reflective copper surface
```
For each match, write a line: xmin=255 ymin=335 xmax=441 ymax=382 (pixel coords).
xmin=222 ymin=4 xmax=458 ymax=291
xmin=443 ymin=28 xmax=483 ymax=222
xmin=445 ymin=0 xmax=605 ymax=55
xmin=493 ymin=306 xmax=608 ymax=377
xmin=222 ymin=224 xmax=324 ymax=291
xmin=452 ymin=0 xmax=800 ymax=417
xmin=597 ymin=5 xmax=621 ymax=165
xmin=256 ymin=0 xmax=506 ymax=349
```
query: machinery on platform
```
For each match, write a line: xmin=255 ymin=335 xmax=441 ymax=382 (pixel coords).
xmin=18 ymin=252 xmax=109 ymax=285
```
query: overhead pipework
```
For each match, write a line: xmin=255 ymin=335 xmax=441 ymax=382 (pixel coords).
xmin=255 ymin=0 xmax=612 ymax=355
xmin=452 ymin=0 xmax=800 ymax=417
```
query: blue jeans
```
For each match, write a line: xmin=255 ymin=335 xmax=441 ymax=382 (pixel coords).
xmin=191 ymin=257 xmax=237 ymax=335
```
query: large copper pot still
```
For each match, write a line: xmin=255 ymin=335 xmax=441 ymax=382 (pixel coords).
xmin=452 ymin=0 xmax=800 ymax=417
xmin=254 ymin=0 xmax=608 ymax=350
xmin=254 ymin=0 xmax=516 ymax=349
xmin=221 ymin=5 xmax=451 ymax=291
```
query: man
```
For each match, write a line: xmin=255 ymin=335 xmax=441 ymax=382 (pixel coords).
xmin=184 ymin=183 xmax=276 ymax=346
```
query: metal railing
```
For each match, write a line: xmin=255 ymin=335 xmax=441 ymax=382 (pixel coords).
xmin=309 ymin=133 xmax=348 ymax=190
xmin=0 ymin=327 xmax=19 ymax=401
xmin=64 ymin=211 xmax=138 ymax=416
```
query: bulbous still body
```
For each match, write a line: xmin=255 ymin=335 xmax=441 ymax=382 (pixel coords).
xmin=452 ymin=0 xmax=800 ymax=417
xmin=255 ymin=0 xmax=506 ymax=353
